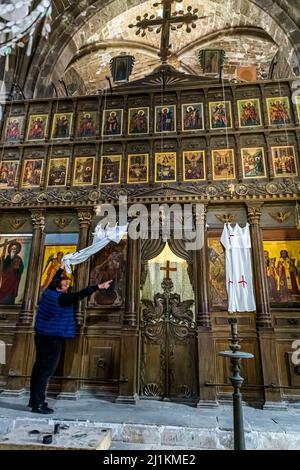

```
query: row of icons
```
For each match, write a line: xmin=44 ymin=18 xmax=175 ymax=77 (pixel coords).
xmin=0 ymin=146 xmax=297 ymax=189
xmin=1 ymin=97 xmax=299 ymax=142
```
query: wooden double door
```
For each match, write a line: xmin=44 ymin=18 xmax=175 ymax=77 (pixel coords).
xmin=139 ymin=277 xmax=198 ymax=402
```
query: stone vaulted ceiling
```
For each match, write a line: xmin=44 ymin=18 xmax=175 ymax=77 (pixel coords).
xmin=62 ymin=0 xmax=288 ymax=94
xmin=20 ymin=0 xmax=300 ymax=97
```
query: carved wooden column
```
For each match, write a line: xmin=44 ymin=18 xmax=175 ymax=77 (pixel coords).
xmin=246 ymin=204 xmax=271 ymax=328
xmin=195 ymin=204 xmax=210 ymax=328
xmin=19 ymin=210 xmax=45 ymax=325
xmin=195 ymin=204 xmax=218 ymax=407
xmin=116 ymin=235 xmax=141 ymax=403
xmin=246 ymin=203 xmax=283 ymax=407
xmin=75 ymin=209 xmax=93 ymax=326
xmin=4 ymin=210 xmax=45 ymax=395
xmin=124 ymin=236 xmax=140 ymax=326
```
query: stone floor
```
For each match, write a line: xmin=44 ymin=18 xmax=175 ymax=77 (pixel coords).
xmin=0 ymin=395 xmax=300 ymax=450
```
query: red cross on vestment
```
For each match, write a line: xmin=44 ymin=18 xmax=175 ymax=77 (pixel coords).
xmin=238 ymin=275 xmax=247 ymax=288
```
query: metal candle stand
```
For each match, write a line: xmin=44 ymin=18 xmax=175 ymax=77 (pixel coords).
xmin=219 ymin=318 xmax=254 ymax=450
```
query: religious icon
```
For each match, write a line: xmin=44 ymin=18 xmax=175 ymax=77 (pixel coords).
xmin=73 ymin=156 xmax=95 ymax=186
xmin=102 ymin=109 xmax=123 ymax=136
xmin=127 ymin=154 xmax=149 ymax=183
xmin=263 ymin=241 xmax=300 ymax=305
xmin=183 ymin=151 xmax=206 ymax=181
xmin=198 ymin=49 xmax=225 ymax=75
xmin=100 ymin=155 xmax=122 ymax=185
xmin=0 ymin=161 xmax=19 ymax=188
xmin=266 ymin=97 xmax=291 ymax=126
xmin=89 ymin=240 xmax=127 ymax=306
xmin=241 ymin=147 xmax=266 ymax=179
xmin=0 ymin=236 xmax=32 ymax=305
xmin=51 ymin=113 xmax=73 ymax=139
xmin=40 ymin=245 xmax=77 ymax=290
xmin=271 ymin=146 xmax=298 ymax=177
xmin=209 ymin=101 xmax=232 ymax=129
xmin=181 ymin=103 xmax=204 ymax=131
xmin=155 ymin=105 xmax=176 ymax=133
xmin=3 ymin=116 xmax=24 ymax=142
xmin=26 ymin=114 xmax=48 ymax=141
xmin=208 ymin=238 xmax=227 ymax=309
xmin=155 ymin=152 xmax=176 ymax=182
xmin=212 ymin=149 xmax=236 ymax=180
xmin=237 ymin=99 xmax=262 ymax=128
xmin=128 ymin=107 xmax=149 ymax=135
xmin=76 ymin=111 xmax=97 ymax=138
xmin=295 ymin=96 xmax=300 ymax=122
xmin=47 ymin=158 xmax=69 ymax=186
xmin=21 ymin=159 xmax=43 ymax=187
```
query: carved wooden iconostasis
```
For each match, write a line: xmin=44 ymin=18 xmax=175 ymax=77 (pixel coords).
xmin=0 ymin=72 xmax=300 ymax=406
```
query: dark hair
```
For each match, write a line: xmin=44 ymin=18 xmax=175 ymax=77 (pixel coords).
xmin=49 ymin=275 xmax=71 ymax=291
xmin=49 ymin=278 xmax=62 ymax=290
xmin=8 ymin=240 xmax=22 ymax=254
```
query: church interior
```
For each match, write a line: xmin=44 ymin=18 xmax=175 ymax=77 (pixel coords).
xmin=1 ymin=0 xmax=300 ymax=428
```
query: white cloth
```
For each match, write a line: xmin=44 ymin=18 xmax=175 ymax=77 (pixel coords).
xmin=63 ymin=223 xmax=127 ymax=274
xmin=220 ymin=223 xmax=256 ymax=313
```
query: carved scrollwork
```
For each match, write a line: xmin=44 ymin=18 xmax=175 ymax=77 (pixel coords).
xmin=206 ymin=185 xmax=219 ymax=197
xmin=30 ymin=210 xmax=45 ymax=229
xmin=89 ymin=189 xmax=100 ymax=202
xmin=144 ymin=323 xmax=165 ymax=341
xmin=54 ymin=216 xmax=73 ymax=229
xmin=62 ymin=190 xmax=74 ymax=202
xmin=11 ymin=192 xmax=23 ymax=204
xmin=141 ymin=276 xmax=195 ymax=328
xmin=215 ymin=213 xmax=236 ymax=224
xmin=0 ymin=177 xmax=299 ymax=209
xmin=143 ymin=383 xmax=162 ymax=396
xmin=36 ymin=192 xmax=48 ymax=203
xmin=169 ymin=295 xmax=194 ymax=325
xmin=268 ymin=211 xmax=292 ymax=223
xmin=266 ymin=182 xmax=279 ymax=195
xmin=177 ymin=384 xmax=191 ymax=397
xmin=247 ymin=205 xmax=262 ymax=224
xmin=8 ymin=217 xmax=27 ymax=230
xmin=77 ymin=210 xmax=93 ymax=227
xmin=141 ymin=295 xmax=165 ymax=323
xmin=235 ymin=183 xmax=249 ymax=196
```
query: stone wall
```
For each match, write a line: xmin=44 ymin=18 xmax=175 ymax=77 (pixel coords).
xmin=3 ymin=0 xmax=297 ymax=98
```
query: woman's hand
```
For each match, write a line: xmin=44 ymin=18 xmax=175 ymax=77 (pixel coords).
xmin=98 ymin=279 xmax=113 ymax=290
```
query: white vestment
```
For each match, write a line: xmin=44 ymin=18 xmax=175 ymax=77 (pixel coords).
xmin=63 ymin=223 xmax=127 ymax=274
xmin=220 ymin=223 xmax=256 ymax=313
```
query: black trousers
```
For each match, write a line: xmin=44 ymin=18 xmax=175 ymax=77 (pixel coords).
xmin=29 ymin=333 xmax=64 ymax=408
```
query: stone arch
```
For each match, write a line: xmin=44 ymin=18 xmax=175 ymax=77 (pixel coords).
xmin=23 ymin=0 xmax=300 ymax=97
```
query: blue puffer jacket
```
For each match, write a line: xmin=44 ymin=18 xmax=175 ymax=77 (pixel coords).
xmin=34 ymin=289 xmax=76 ymax=338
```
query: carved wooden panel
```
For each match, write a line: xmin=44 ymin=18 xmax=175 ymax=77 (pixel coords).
xmin=83 ymin=337 xmax=120 ymax=382
xmin=261 ymin=204 xmax=296 ymax=228
xmin=276 ymin=340 xmax=300 ymax=391
xmin=215 ymin=338 xmax=262 ymax=399
xmin=140 ymin=278 xmax=197 ymax=401
xmin=28 ymin=102 xmax=51 ymax=114
xmin=0 ymin=332 xmax=14 ymax=383
xmin=235 ymin=85 xmax=261 ymax=100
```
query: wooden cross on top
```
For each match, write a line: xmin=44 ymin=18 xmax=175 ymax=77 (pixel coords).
xmin=129 ymin=0 xmax=204 ymax=64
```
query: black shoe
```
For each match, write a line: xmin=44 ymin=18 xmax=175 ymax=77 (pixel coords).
xmin=31 ymin=405 xmax=54 ymax=414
